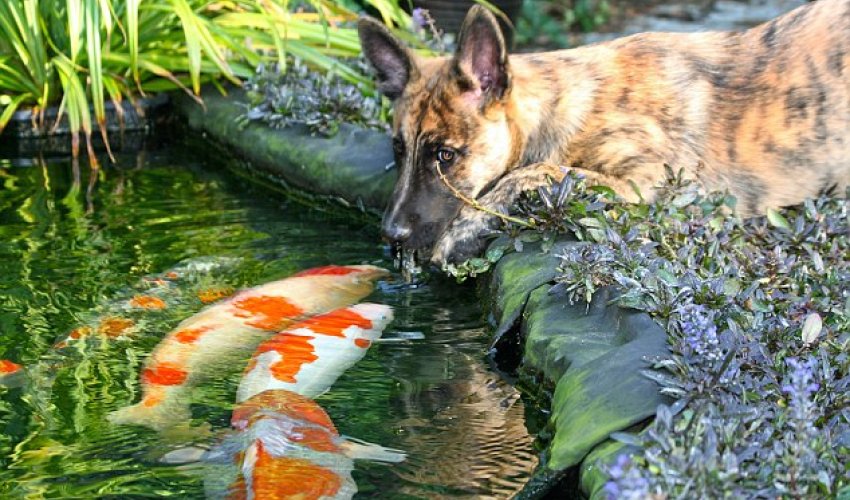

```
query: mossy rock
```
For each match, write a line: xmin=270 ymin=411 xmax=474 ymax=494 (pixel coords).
xmin=488 ymin=239 xmax=585 ymax=343
xmin=547 ymin=300 xmax=669 ymax=470
xmin=522 ymin=286 xmax=624 ymax=384
xmin=490 ymin=242 xmax=671 ymax=495
xmin=175 ymin=90 xmax=396 ymax=211
xmin=580 ymin=439 xmax=638 ymax=500
xmin=516 ymin=281 xmax=670 ymax=473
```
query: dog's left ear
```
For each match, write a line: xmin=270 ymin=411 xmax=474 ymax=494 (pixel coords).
xmin=452 ymin=5 xmax=511 ymax=102
xmin=358 ymin=16 xmax=418 ymax=100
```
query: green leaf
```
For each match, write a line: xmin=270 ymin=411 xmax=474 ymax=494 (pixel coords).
xmin=0 ymin=94 xmax=27 ymax=134
xmin=126 ymin=0 xmax=140 ymax=86
xmin=766 ymin=208 xmax=791 ymax=231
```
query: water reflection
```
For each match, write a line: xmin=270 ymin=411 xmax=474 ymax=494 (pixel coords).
xmin=0 ymin=148 xmax=538 ymax=498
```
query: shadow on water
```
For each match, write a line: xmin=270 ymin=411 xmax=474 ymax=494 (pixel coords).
xmin=0 ymin=140 xmax=539 ymax=498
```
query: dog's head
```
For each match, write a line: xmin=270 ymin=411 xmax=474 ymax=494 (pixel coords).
xmin=358 ymin=6 xmax=520 ymax=261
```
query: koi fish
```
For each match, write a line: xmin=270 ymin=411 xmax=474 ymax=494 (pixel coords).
xmin=197 ymin=286 xmax=235 ymax=304
xmin=236 ymin=303 xmax=393 ymax=403
xmin=108 ymin=265 xmax=389 ymax=431
xmin=163 ymin=390 xmax=405 ymax=499
xmin=53 ymin=256 xmax=242 ymax=350
xmin=53 ymin=317 xmax=138 ymax=350
xmin=0 ymin=359 xmax=25 ymax=388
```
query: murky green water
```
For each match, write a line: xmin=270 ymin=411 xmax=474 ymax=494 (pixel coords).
xmin=0 ymin=146 xmax=537 ymax=498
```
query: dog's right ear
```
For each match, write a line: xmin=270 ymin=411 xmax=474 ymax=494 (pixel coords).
xmin=358 ymin=17 xmax=417 ymax=100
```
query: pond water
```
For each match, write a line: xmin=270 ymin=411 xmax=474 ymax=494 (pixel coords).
xmin=0 ymin=145 xmax=538 ymax=498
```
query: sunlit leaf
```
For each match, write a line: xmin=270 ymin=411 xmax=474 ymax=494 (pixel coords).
xmin=801 ymin=312 xmax=822 ymax=346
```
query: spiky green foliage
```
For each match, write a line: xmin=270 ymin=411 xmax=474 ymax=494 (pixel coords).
xmin=0 ymin=0 xmax=413 ymax=165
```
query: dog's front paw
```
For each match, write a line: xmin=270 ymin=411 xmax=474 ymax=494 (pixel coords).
xmin=430 ymin=210 xmax=494 ymax=268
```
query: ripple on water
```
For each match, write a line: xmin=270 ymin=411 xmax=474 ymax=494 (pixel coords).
xmin=0 ymin=149 xmax=538 ymax=498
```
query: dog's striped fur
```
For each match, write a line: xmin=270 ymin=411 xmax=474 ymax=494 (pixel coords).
xmin=359 ymin=0 xmax=850 ymax=266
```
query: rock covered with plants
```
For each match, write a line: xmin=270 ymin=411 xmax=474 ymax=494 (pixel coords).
xmin=468 ymin=169 xmax=849 ymax=497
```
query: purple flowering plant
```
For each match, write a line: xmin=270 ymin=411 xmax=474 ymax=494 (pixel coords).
xmin=499 ymin=168 xmax=850 ymax=497
xmin=243 ymin=57 xmax=389 ymax=137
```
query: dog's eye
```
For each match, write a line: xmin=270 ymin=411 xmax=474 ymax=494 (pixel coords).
xmin=436 ymin=148 xmax=457 ymax=165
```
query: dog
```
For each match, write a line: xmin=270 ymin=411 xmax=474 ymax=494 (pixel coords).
xmin=358 ymin=1 xmax=850 ymax=267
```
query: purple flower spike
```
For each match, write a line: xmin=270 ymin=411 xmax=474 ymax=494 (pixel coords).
xmin=411 ymin=8 xmax=428 ymax=29
xmin=675 ymin=302 xmax=721 ymax=361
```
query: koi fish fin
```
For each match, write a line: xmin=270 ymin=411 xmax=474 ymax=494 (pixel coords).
xmin=107 ymin=393 xmax=191 ymax=432
xmin=340 ymin=437 xmax=406 ymax=463
xmin=0 ymin=371 xmax=27 ymax=389
xmin=160 ymin=446 xmax=208 ymax=464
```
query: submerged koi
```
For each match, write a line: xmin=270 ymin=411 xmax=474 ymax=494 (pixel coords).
xmin=129 ymin=295 xmax=167 ymax=310
xmin=0 ymin=359 xmax=25 ymax=388
xmin=53 ymin=256 xmax=242 ymax=350
xmin=236 ymin=303 xmax=393 ymax=403
xmin=163 ymin=390 xmax=405 ymax=500
xmin=108 ymin=265 xmax=389 ymax=431
xmin=0 ymin=360 xmax=21 ymax=373
xmin=198 ymin=286 xmax=235 ymax=304
xmin=53 ymin=316 xmax=137 ymax=349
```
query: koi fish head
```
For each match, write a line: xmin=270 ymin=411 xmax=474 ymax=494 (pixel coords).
xmin=341 ymin=303 xmax=393 ymax=347
xmin=231 ymin=389 xmax=337 ymax=434
xmin=295 ymin=303 xmax=393 ymax=343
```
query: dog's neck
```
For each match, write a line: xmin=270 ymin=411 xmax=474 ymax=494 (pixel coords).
xmin=505 ymin=54 xmax=602 ymax=168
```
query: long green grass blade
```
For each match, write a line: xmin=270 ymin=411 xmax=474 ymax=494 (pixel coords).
xmin=1 ymin=0 xmax=419 ymax=161
xmin=85 ymin=0 xmax=113 ymax=161
xmin=125 ymin=0 xmax=140 ymax=87
xmin=98 ymin=0 xmax=113 ymax=36
xmin=169 ymin=0 xmax=204 ymax=94
xmin=0 ymin=94 xmax=28 ymax=134
xmin=67 ymin=0 xmax=84 ymax=62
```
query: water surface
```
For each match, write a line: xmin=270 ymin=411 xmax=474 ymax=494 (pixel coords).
xmin=0 ymin=146 xmax=537 ymax=498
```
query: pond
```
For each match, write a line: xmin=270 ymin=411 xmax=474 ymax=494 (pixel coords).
xmin=0 ymin=143 xmax=538 ymax=498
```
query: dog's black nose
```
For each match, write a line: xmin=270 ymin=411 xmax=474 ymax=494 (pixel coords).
xmin=382 ymin=221 xmax=412 ymax=243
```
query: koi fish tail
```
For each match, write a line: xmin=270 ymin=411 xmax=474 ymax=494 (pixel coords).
xmin=160 ymin=446 xmax=208 ymax=464
xmin=107 ymin=387 xmax=191 ymax=431
xmin=340 ymin=437 xmax=407 ymax=463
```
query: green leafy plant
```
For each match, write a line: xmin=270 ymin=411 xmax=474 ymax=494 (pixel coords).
xmin=515 ymin=0 xmax=610 ymax=48
xmin=0 ymin=0 xmax=414 ymax=165
xmin=242 ymin=56 xmax=389 ymax=136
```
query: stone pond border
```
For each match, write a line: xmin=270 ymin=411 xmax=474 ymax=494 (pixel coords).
xmin=174 ymin=90 xmax=397 ymax=214
xmin=175 ymin=90 xmax=669 ymax=499
xmin=0 ymin=94 xmax=170 ymax=159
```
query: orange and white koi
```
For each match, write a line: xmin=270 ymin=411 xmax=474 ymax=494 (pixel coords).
xmin=108 ymin=265 xmax=389 ymax=431
xmin=163 ymin=390 xmax=404 ymax=499
xmin=236 ymin=303 xmax=393 ymax=403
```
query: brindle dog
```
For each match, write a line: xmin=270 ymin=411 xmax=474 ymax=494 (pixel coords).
xmin=358 ymin=1 xmax=850 ymax=267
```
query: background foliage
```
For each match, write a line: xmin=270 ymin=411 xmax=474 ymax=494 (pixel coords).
xmin=515 ymin=0 xmax=610 ymax=48
xmin=0 ymin=0 xmax=414 ymax=163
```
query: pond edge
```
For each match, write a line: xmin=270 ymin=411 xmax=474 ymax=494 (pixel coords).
xmin=173 ymin=90 xmax=665 ymax=499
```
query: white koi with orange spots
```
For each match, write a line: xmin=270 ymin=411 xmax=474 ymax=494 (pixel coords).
xmin=108 ymin=265 xmax=389 ymax=431
xmin=163 ymin=390 xmax=404 ymax=500
xmin=236 ymin=303 xmax=393 ymax=403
